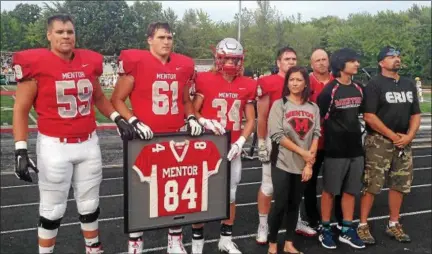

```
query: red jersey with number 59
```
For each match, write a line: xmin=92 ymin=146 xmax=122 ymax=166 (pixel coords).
xmin=118 ymin=50 xmax=195 ymax=133
xmin=195 ymin=72 xmax=257 ymax=143
xmin=12 ymin=48 xmax=103 ymax=137
xmin=133 ymin=140 xmax=221 ymax=218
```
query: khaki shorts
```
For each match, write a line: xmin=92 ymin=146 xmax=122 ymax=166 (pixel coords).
xmin=362 ymin=133 xmax=413 ymax=195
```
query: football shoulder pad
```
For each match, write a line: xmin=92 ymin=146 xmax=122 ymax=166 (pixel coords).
xmin=12 ymin=48 xmax=49 ymax=82
xmin=117 ymin=49 xmax=148 ymax=76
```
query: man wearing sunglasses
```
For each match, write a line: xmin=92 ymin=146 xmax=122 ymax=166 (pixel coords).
xmin=358 ymin=46 xmax=421 ymax=244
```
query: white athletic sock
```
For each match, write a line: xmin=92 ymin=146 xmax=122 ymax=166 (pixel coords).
xmin=84 ymin=236 xmax=99 ymax=246
xmin=259 ymin=213 xmax=268 ymax=225
xmin=39 ymin=245 xmax=54 ymax=253
xmin=389 ymin=221 xmax=398 ymax=227
xmin=358 ymin=222 xmax=368 ymax=228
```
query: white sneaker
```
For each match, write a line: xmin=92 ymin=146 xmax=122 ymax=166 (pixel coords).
xmin=86 ymin=243 xmax=104 ymax=254
xmin=191 ymin=238 xmax=204 ymax=254
xmin=295 ymin=220 xmax=317 ymax=237
xmin=218 ymin=235 xmax=242 ymax=254
xmin=255 ymin=223 xmax=268 ymax=245
xmin=128 ymin=238 xmax=143 ymax=254
xmin=167 ymin=234 xmax=187 ymax=254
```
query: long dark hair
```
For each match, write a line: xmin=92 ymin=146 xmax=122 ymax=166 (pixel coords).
xmin=281 ymin=66 xmax=311 ymax=104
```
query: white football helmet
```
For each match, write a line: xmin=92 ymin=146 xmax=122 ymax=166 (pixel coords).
xmin=214 ymin=38 xmax=244 ymax=76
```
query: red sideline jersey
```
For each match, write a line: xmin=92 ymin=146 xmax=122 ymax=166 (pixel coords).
xmin=117 ymin=50 xmax=195 ymax=133
xmin=309 ymin=73 xmax=334 ymax=150
xmin=12 ymin=48 xmax=103 ymax=137
xmin=256 ymin=74 xmax=285 ymax=113
xmin=133 ymin=140 xmax=221 ymax=218
xmin=195 ymin=72 xmax=257 ymax=143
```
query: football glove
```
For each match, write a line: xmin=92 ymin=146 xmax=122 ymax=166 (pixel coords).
xmin=110 ymin=112 xmax=135 ymax=140
xmin=14 ymin=141 xmax=38 ymax=183
xmin=257 ymin=138 xmax=270 ymax=163
xmin=198 ymin=117 xmax=226 ymax=135
xmin=227 ymin=136 xmax=246 ymax=161
xmin=186 ymin=115 xmax=203 ymax=136
xmin=128 ymin=116 xmax=153 ymax=140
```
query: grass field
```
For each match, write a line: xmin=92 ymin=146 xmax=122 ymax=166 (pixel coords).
xmin=0 ymin=86 xmax=429 ymax=126
xmin=0 ymin=87 xmax=131 ymax=126
xmin=420 ymin=93 xmax=431 ymax=113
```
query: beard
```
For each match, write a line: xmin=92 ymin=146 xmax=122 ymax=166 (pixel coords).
xmin=391 ymin=62 xmax=401 ymax=72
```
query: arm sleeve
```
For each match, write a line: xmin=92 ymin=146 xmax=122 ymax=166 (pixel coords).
xmin=205 ymin=141 xmax=222 ymax=175
xmin=313 ymin=104 xmax=321 ymax=139
xmin=256 ymin=78 xmax=266 ymax=98
xmin=132 ymin=145 xmax=152 ymax=182
xmin=268 ymin=100 xmax=285 ymax=144
xmin=12 ymin=51 xmax=36 ymax=82
xmin=194 ymin=73 xmax=206 ymax=98
xmin=117 ymin=50 xmax=139 ymax=77
xmin=363 ymin=80 xmax=380 ymax=114
xmin=317 ymin=84 xmax=332 ymax=119
xmin=93 ymin=52 xmax=104 ymax=77
xmin=409 ymin=81 xmax=421 ymax=115
xmin=247 ymin=80 xmax=258 ymax=103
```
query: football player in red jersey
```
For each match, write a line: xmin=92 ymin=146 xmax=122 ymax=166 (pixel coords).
xmin=12 ymin=14 xmax=134 ymax=254
xmin=110 ymin=22 xmax=203 ymax=254
xmin=190 ymin=38 xmax=256 ymax=254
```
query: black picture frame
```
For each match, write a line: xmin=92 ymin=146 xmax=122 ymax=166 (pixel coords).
xmin=123 ymin=131 xmax=231 ymax=233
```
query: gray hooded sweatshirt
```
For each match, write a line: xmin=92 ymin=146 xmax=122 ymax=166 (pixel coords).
xmin=268 ymin=97 xmax=321 ymax=174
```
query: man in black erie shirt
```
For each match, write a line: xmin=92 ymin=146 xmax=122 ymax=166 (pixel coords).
xmin=357 ymin=46 xmax=421 ymax=245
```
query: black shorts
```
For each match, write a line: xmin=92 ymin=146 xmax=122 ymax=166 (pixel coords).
xmin=322 ymin=156 xmax=364 ymax=195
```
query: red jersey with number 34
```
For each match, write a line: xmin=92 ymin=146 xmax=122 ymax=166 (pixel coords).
xmin=133 ymin=140 xmax=221 ymax=218
xmin=118 ymin=50 xmax=195 ymax=133
xmin=195 ymin=72 xmax=257 ymax=143
xmin=12 ymin=48 xmax=103 ymax=137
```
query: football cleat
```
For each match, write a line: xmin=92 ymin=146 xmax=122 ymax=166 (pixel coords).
xmin=256 ymin=223 xmax=268 ymax=245
xmin=191 ymin=238 xmax=205 ymax=254
xmin=218 ymin=235 xmax=242 ymax=254
xmin=128 ymin=237 xmax=143 ymax=254
xmin=167 ymin=234 xmax=187 ymax=254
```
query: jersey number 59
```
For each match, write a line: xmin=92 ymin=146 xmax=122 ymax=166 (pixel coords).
xmin=56 ymin=79 xmax=93 ymax=118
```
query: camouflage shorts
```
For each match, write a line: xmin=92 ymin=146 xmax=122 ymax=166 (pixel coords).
xmin=362 ymin=133 xmax=413 ymax=195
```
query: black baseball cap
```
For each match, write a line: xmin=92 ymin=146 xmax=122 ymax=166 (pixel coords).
xmin=377 ymin=46 xmax=400 ymax=62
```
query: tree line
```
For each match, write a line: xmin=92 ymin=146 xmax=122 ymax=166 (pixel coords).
xmin=1 ymin=1 xmax=430 ymax=81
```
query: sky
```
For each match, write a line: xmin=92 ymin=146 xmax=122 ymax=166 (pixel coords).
xmin=1 ymin=1 xmax=431 ymax=22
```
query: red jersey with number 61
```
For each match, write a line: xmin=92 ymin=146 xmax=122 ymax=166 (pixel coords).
xmin=195 ymin=72 xmax=257 ymax=143
xmin=12 ymin=48 xmax=103 ymax=137
xmin=133 ymin=140 xmax=221 ymax=218
xmin=118 ymin=50 xmax=195 ymax=133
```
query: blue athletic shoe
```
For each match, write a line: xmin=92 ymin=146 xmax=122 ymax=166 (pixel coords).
xmin=339 ymin=227 xmax=366 ymax=249
xmin=319 ymin=229 xmax=337 ymax=249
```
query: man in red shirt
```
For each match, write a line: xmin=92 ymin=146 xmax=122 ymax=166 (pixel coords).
xmin=305 ymin=48 xmax=343 ymax=230
xmin=12 ymin=14 xmax=134 ymax=254
xmin=191 ymin=37 xmax=256 ymax=254
xmin=111 ymin=22 xmax=202 ymax=254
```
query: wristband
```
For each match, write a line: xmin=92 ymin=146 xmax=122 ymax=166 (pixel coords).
xmin=109 ymin=111 xmax=120 ymax=122
xmin=128 ymin=116 xmax=138 ymax=124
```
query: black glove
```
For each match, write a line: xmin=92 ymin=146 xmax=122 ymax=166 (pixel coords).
xmin=114 ymin=115 xmax=135 ymax=140
xmin=15 ymin=149 xmax=38 ymax=183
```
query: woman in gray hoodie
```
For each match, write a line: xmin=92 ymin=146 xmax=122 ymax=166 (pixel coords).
xmin=267 ymin=66 xmax=321 ymax=254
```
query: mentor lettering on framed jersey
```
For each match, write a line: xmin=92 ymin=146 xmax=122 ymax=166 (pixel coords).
xmin=123 ymin=132 xmax=231 ymax=233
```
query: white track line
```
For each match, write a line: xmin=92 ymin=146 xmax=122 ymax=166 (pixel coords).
xmin=0 ymin=182 xmax=430 ymax=233
xmin=2 ymin=182 xmax=431 ymax=209
xmin=1 ymin=165 xmax=431 ymax=190
xmin=134 ymin=209 xmax=432 ymax=253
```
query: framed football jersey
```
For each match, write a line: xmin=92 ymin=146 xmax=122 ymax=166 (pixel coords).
xmin=124 ymin=132 xmax=231 ymax=233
